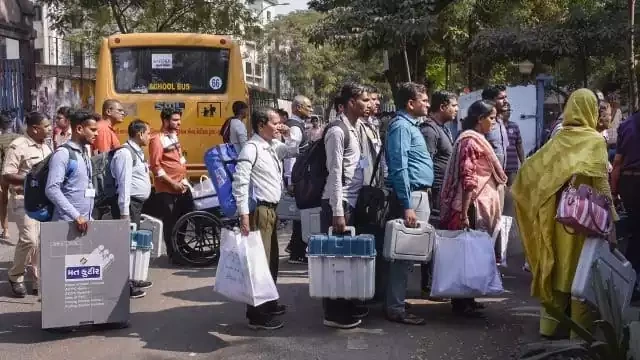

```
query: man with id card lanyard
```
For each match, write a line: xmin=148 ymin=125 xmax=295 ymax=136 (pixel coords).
xmin=45 ymin=110 xmax=99 ymax=234
xmin=109 ymin=119 xmax=153 ymax=298
xmin=148 ymin=108 xmax=193 ymax=265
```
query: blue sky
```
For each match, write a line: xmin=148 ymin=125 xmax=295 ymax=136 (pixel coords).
xmin=279 ymin=0 xmax=308 ymax=13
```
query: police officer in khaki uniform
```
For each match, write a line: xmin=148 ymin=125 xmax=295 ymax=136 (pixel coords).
xmin=3 ymin=112 xmax=52 ymax=298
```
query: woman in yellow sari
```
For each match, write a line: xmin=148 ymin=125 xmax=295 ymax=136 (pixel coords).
xmin=511 ymin=89 xmax=617 ymax=339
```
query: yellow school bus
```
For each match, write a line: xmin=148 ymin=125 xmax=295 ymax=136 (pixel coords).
xmin=94 ymin=33 xmax=248 ymax=179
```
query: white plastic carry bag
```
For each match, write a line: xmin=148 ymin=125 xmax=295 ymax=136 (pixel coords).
xmin=192 ymin=175 xmax=219 ymax=210
xmin=491 ymin=216 xmax=513 ymax=267
xmin=214 ymin=229 xmax=279 ymax=306
xmin=430 ymin=229 xmax=504 ymax=298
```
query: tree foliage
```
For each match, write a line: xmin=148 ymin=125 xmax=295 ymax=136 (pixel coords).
xmin=40 ymin=0 xmax=255 ymax=36
xmin=308 ymin=0 xmax=458 ymax=91
xmin=264 ymin=10 xmax=387 ymax=104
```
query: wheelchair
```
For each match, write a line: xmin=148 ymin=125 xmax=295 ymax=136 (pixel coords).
xmin=169 ymin=207 xmax=236 ymax=267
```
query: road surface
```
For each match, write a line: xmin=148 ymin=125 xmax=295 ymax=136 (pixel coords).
xmin=0 ymin=221 xmax=541 ymax=360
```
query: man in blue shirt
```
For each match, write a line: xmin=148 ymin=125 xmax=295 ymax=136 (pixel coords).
xmin=385 ymin=82 xmax=433 ymax=325
xmin=46 ymin=110 xmax=98 ymax=234
xmin=482 ymin=85 xmax=510 ymax=170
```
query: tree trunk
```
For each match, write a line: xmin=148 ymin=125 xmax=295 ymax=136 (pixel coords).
xmin=629 ymin=0 xmax=638 ymax=113
xmin=384 ymin=40 xmax=427 ymax=97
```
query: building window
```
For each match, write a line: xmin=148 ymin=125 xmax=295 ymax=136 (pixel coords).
xmin=0 ymin=38 xmax=5 ymax=60
xmin=266 ymin=11 xmax=271 ymax=21
xmin=245 ymin=62 xmax=253 ymax=76
xmin=35 ymin=49 xmax=43 ymax=63
xmin=254 ymin=63 xmax=262 ymax=77
xmin=34 ymin=6 xmax=43 ymax=21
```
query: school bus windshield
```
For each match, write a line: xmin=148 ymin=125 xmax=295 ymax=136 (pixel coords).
xmin=112 ymin=47 xmax=230 ymax=94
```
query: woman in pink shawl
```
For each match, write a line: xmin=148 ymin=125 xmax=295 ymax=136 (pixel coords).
xmin=440 ymin=100 xmax=508 ymax=317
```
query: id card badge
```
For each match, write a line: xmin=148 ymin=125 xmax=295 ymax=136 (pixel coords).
xmin=359 ymin=156 xmax=369 ymax=169
xmin=180 ymin=155 xmax=187 ymax=165
xmin=85 ymin=188 xmax=96 ymax=198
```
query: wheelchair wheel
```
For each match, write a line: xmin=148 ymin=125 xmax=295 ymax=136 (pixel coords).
xmin=171 ymin=211 xmax=222 ymax=266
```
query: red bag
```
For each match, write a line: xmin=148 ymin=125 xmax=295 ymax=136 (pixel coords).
xmin=556 ymin=175 xmax=611 ymax=237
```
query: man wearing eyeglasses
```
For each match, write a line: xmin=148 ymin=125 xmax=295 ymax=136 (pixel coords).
xmin=93 ymin=99 xmax=126 ymax=155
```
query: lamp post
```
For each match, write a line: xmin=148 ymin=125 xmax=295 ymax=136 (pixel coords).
xmin=518 ymin=60 xmax=534 ymax=84
xmin=253 ymin=2 xmax=290 ymax=88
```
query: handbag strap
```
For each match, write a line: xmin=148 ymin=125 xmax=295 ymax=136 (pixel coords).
xmin=369 ymin=143 xmax=385 ymax=187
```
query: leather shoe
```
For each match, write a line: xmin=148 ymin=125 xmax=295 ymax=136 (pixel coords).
xmin=9 ymin=280 xmax=27 ymax=298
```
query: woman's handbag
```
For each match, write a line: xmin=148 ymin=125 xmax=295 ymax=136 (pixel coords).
xmin=556 ymin=175 xmax=611 ymax=237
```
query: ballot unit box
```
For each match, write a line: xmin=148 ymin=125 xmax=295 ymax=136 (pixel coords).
xmin=40 ymin=220 xmax=131 ymax=330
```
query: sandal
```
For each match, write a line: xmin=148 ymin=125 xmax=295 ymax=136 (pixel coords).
xmin=453 ymin=305 xmax=485 ymax=318
xmin=386 ymin=312 xmax=425 ymax=325
xmin=471 ymin=300 xmax=486 ymax=310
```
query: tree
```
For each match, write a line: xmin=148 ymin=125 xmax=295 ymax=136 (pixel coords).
xmin=40 ymin=0 xmax=255 ymax=36
xmin=307 ymin=0 xmax=457 ymax=92
xmin=264 ymin=10 xmax=387 ymax=106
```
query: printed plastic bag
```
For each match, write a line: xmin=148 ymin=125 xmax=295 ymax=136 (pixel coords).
xmin=491 ymin=216 xmax=513 ymax=267
xmin=214 ymin=229 xmax=279 ymax=306
xmin=192 ymin=175 xmax=219 ymax=210
xmin=430 ymin=229 xmax=504 ymax=298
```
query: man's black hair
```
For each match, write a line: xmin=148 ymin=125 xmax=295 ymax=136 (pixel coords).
xmin=251 ymin=107 xmax=277 ymax=134
xmin=277 ymin=108 xmax=289 ymax=119
xmin=26 ymin=112 xmax=47 ymax=127
xmin=56 ymin=106 xmax=71 ymax=118
xmin=430 ymin=90 xmax=457 ymax=113
xmin=160 ymin=107 xmax=182 ymax=122
xmin=69 ymin=110 xmax=97 ymax=128
xmin=338 ymin=82 xmax=367 ymax=105
xmin=333 ymin=95 xmax=345 ymax=113
xmin=481 ymin=85 xmax=507 ymax=101
xmin=394 ymin=82 xmax=427 ymax=110
xmin=102 ymin=99 xmax=122 ymax=114
xmin=232 ymin=101 xmax=248 ymax=116
xmin=128 ymin=119 xmax=149 ymax=138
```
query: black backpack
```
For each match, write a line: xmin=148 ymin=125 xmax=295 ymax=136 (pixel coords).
xmin=291 ymin=120 xmax=350 ymax=210
xmin=220 ymin=117 xmax=234 ymax=143
xmin=24 ymin=144 xmax=78 ymax=222
xmin=91 ymin=144 xmax=137 ymax=208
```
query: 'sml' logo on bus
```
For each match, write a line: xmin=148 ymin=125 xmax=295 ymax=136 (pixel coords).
xmin=154 ymin=102 xmax=185 ymax=112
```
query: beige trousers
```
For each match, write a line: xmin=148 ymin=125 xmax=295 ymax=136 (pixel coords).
xmin=8 ymin=196 xmax=40 ymax=286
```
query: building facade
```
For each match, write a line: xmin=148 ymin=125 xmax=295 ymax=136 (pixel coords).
xmin=31 ymin=4 xmax=96 ymax=117
xmin=0 ymin=0 xmax=36 ymax=127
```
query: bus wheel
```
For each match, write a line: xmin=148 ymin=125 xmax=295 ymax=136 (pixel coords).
xmin=171 ymin=211 xmax=222 ymax=266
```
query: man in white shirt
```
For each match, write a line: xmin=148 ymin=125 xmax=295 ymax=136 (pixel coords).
xmin=232 ymin=107 xmax=298 ymax=331
xmin=221 ymin=101 xmax=249 ymax=150
xmin=284 ymin=95 xmax=313 ymax=264
xmin=320 ymin=83 xmax=371 ymax=329
xmin=109 ymin=119 xmax=153 ymax=299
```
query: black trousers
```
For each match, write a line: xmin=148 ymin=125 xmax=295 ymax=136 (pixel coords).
xmin=620 ymin=173 xmax=640 ymax=275
xmin=288 ymin=220 xmax=306 ymax=257
xmin=320 ymin=199 xmax=360 ymax=320
xmin=109 ymin=196 xmax=146 ymax=227
xmin=153 ymin=191 xmax=194 ymax=261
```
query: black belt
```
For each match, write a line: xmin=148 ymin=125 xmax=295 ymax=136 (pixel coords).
xmin=411 ymin=186 xmax=431 ymax=193
xmin=257 ymin=200 xmax=278 ymax=209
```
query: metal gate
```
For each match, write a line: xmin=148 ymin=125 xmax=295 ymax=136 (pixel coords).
xmin=0 ymin=59 xmax=24 ymax=131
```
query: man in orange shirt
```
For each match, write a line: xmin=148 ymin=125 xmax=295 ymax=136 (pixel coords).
xmin=148 ymin=108 xmax=193 ymax=265
xmin=93 ymin=99 xmax=125 ymax=154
